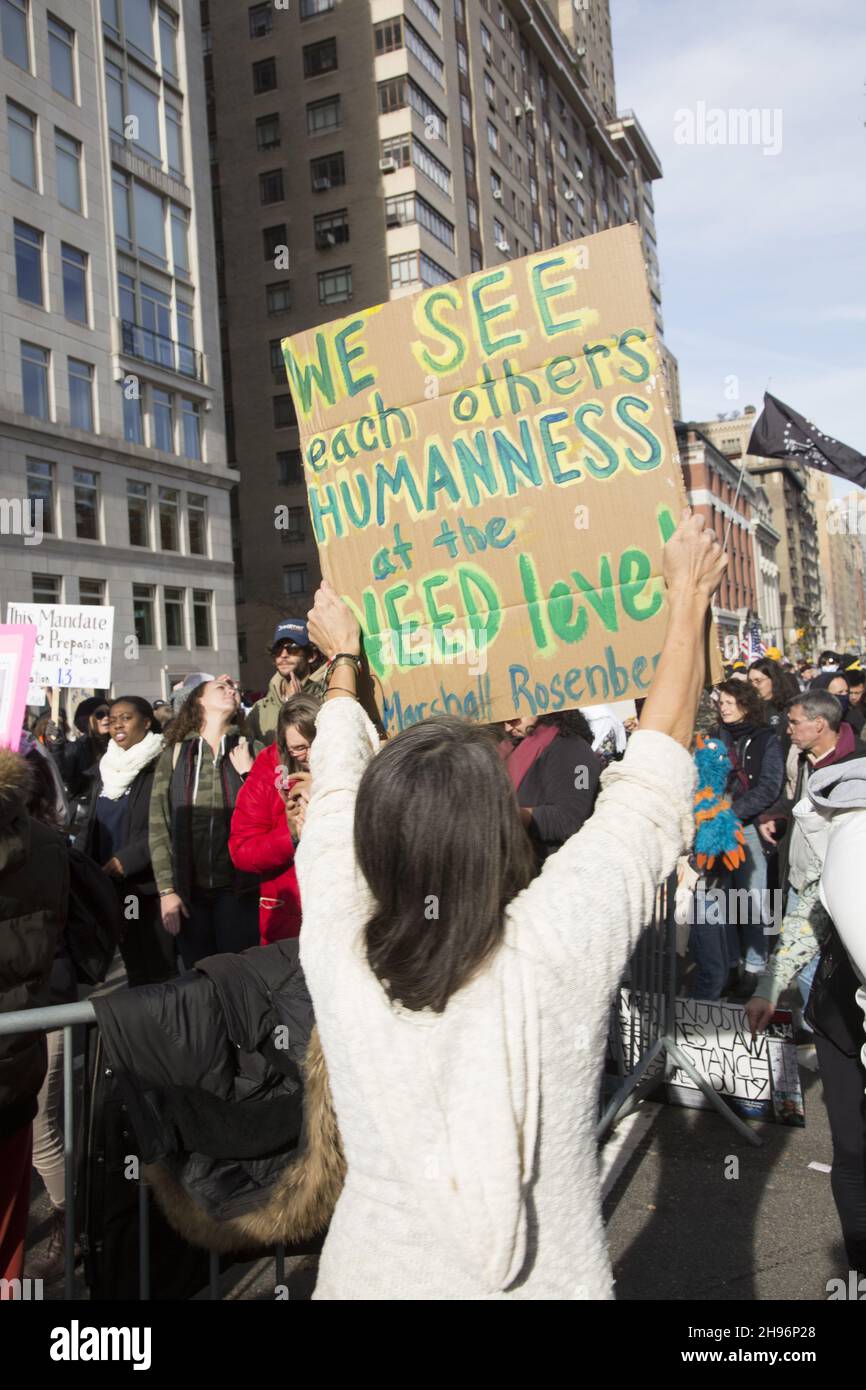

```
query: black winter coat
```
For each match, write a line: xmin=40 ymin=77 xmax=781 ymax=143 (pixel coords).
xmin=714 ymin=723 xmax=785 ymax=825
xmin=0 ymin=749 xmax=68 ymax=1136
xmin=514 ymin=732 xmax=601 ymax=860
xmin=75 ymin=760 xmax=159 ymax=896
xmin=92 ymin=939 xmax=315 ymax=1221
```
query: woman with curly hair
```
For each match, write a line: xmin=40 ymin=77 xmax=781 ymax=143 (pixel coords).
xmin=501 ymin=708 xmax=602 ymax=862
xmin=748 ymin=657 xmax=800 ymax=740
xmin=148 ymin=675 xmax=260 ymax=968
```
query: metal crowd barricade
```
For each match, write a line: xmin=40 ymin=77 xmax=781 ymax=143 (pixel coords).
xmin=598 ymin=869 xmax=761 ymax=1147
xmin=0 ymin=1001 xmax=291 ymax=1301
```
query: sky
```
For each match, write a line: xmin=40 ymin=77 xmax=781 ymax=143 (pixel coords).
xmin=611 ymin=0 xmax=865 ymax=496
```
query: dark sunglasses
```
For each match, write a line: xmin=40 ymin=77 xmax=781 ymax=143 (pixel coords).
xmin=273 ymin=642 xmax=301 ymax=655
xmin=93 ymin=707 xmax=110 ymax=718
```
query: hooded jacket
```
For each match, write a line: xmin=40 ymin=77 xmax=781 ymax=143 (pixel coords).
xmin=0 ymin=748 xmax=68 ymax=1137
xmin=229 ymin=743 xmax=301 ymax=944
xmin=246 ymin=667 xmax=326 ymax=747
xmin=91 ymin=938 xmax=344 ymax=1250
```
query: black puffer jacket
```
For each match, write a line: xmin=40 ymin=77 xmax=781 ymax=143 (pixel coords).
xmin=0 ymin=748 xmax=68 ymax=1137
xmin=92 ymin=939 xmax=344 ymax=1249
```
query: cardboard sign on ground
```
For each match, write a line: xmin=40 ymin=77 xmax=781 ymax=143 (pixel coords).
xmin=283 ymin=224 xmax=690 ymax=732
xmin=5 ymin=603 xmax=114 ymax=704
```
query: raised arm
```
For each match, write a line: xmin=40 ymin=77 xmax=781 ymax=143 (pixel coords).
xmin=510 ymin=510 xmax=726 ymax=994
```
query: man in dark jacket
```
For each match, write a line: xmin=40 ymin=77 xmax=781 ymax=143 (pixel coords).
xmin=0 ymin=747 xmax=68 ymax=1290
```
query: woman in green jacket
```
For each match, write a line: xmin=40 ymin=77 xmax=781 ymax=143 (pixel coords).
xmin=148 ymin=675 xmax=260 ymax=968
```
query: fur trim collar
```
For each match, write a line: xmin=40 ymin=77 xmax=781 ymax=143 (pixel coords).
xmin=143 ymin=1027 xmax=345 ymax=1253
xmin=0 ymin=747 xmax=33 ymax=830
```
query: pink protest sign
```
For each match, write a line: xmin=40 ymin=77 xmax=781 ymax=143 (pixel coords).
xmin=0 ymin=625 xmax=38 ymax=750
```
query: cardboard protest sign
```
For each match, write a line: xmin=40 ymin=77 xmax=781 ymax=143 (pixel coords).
xmin=5 ymin=603 xmax=114 ymax=704
xmin=283 ymin=224 xmax=692 ymax=732
xmin=0 ymin=625 xmax=37 ymax=748
xmin=615 ymin=991 xmax=805 ymax=1126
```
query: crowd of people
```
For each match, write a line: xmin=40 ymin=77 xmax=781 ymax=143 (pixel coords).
xmin=1 ymin=518 xmax=865 ymax=1299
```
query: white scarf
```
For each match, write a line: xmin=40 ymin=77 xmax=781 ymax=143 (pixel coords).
xmin=99 ymin=731 xmax=164 ymax=800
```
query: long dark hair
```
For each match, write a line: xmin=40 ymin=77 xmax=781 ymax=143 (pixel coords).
xmin=716 ymin=678 xmax=767 ymax=726
xmin=535 ymin=709 xmax=594 ymax=743
xmin=354 ymin=717 xmax=536 ymax=1014
xmin=276 ymin=694 xmax=319 ymax=775
xmin=748 ymin=658 xmax=799 ymax=708
xmin=163 ymin=683 xmax=245 ymax=748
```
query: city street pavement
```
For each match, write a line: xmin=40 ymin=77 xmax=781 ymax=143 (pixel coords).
xmin=604 ymin=1048 xmax=846 ymax=1301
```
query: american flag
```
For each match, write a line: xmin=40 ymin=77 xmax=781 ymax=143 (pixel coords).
xmin=739 ymin=621 xmax=767 ymax=663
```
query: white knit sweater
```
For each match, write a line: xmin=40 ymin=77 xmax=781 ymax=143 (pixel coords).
xmin=296 ymin=701 xmax=695 ymax=1301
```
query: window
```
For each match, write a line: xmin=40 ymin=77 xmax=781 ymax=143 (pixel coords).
xmin=404 ymin=19 xmax=444 ymax=84
xmin=490 ymin=169 xmax=501 ymax=195
xmin=105 ymin=58 xmax=124 ymax=136
xmin=259 ymin=168 xmax=284 ymax=204
xmin=79 ymin=579 xmax=105 ymax=605
xmin=377 ymin=77 xmax=403 ymax=114
xmin=128 ymin=76 xmax=161 ymax=162
xmin=158 ymin=486 xmax=179 ymax=549
xmin=314 ymin=207 xmax=349 ymax=247
xmin=166 ymin=104 xmax=183 ymax=175
xmin=133 ymin=584 xmax=155 ymax=646
xmin=73 ymin=467 xmax=99 ymax=539
xmin=192 ymin=590 xmax=212 ymax=647
xmin=529 ymin=174 xmax=538 ymax=204
xmin=278 ymin=449 xmax=303 ymax=485
xmin=112 ymin=169 xmax=131 ymax=247
xmin=493 ymin=216 xmax=505 ymax=243
xmin=300 ymin=0 xmax=334 ymax=15
xmin=532 ymin=217 xmax=541 ymax=250
xmin=102 ymin=0 xmax=119 ymax=37
xmin=279 ymin=506 xmax=305 ymax=542
xmin=457 ymin=40 xmax=467 ymax=75
xmin=256 ymin=113 xmax=280 ymax=150
xmin=127 ymin=480 xmax=150 ymax=545
xmin=14 ymin=221 xmax=42 ymax=305
xmin=262 ymin=223 xmax=286 ymax=261
xmin=564 ymin=214 xmax=574 ymax=239
xmin=176 ymin=300 xmax=195 ymax=375
xmin=134 ymin=181 xmax=166 ymax=263
xmin=122 ymin=385 xmax=143 ymax=443
xmin=158 ymin=6 xmax=177 ymax=76
xmin=248 ymin=2 xmax=271 ymax=38
xmin=481 ymin=23 xmax=491 ymax=55
xmin=306 ymin=95 xmax=340 ymax=134
xmin=171 ymin=203 xmax=190 ymax=275
xmin=405 ymin=137 xmax=450 ymax=194
xmin=273 ymin=394 xmax=296 ymax=428
xmin=266 ymin=281 xmax=292 ymax=314
xmin=27 ymin=459 xmax=54 ymax=535
xmin=253 ymin=57 xmax=277 ymax=93
xmin=470 ymin=248 xmax=482 ymax=272
xmin=68 ymin=359 xmax=94 ymax=431
xmin=467 ymin=196 xmax=478 ymax=229
xmin=303 ymin=37 xmax=337 ymax=77
xmin=454 ymin=0 xmax=465 ymax=20
xmin=374 ymin=17 xmax=402 ymax=54
xmin=463 ymin=144 xmax=474 ymax=180
xmin=558 ymin=134 xmax=567 ymax=158
xmin=283 ymin=565 xmax=308 ymax=596
xmin=21 ymin=343 xmax=49 ymax=420
xmin=413 ymin=0 xmax=441 ymax=29
xmin=318 ymin=265 xmax=352 ymax=304
xmin=385 ymin=192 xmax=454 ymax=249
xmin=48 ymin=16 xmax=75 ymax=99
xmin=483 ymin=71 xmax=494 ymax=101
xmin=187 ymin=494 xmax=207 ymax=554
xmin=152 ymin=387 xmax=173 ymax=451
xmin=33 ymin=574 xmax=61 ymax=603
xmin=460 ymin=94 xmax=471 ymax=126
xmin=389 ymin=250 xmax=449 ymax=288
xmin=8 ymin=102 xmax=37 ymax=188
xmin=487 ymin=120 xmax=498 ymax=153
xmin=310 ymin=150 xmax=344 ymax=189
xmin=124 ymin=0 xmax=154 ymax=60
xmin=164 ymin=587 xmax=185 ymax=646
xmin=181 ymin=399 xmax=201 ymax=459
xmin=1 ymin=0 xmax=29 ymax=69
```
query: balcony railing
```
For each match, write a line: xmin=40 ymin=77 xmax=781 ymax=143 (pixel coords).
xmin=121 ymin=320 xmax=204 ymax=382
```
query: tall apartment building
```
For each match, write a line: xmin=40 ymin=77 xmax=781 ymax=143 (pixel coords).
xmin=702 ymin=407 xmax=822 ymax=653
xmin=676 ymin=422 xmax=780 ymax=650
xmin=202 ymin=0 xmax=677 ymax=687
xmin=0 ymin=0 xmax=237 ymax=700
xmin=808 ymin=470 xmax=865 ymax=654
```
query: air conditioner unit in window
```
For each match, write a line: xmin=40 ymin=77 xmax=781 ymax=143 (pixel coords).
xmin=492 ymin=187 xmax=503 ymax=201
xmin=379 ymin=158 xmax=397 ymax=173
xmin=316 ymin=230 xmax=338 ymax=248
xmin=575 ymin=169 xmax=584 ymax=181
xmin=312 ymin=177 xmax=332 ymax=191
xmin=523 ymin=96 xmax=534 ymax=112
xmin=495 ymin=239 xmax=510 ymax=253
xmin=563 ymin=188 xmax=575 ymax=201
xmin=386 ymin=212 xmax=402 ymax=227
xmin=513 ymin=104 xmax=524 ymax=118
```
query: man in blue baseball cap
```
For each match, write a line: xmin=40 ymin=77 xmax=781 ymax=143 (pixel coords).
xmin=246 ymin=617 xmax=326 ymax=745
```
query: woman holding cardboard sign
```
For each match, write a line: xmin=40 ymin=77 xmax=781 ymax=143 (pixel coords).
xmin=295 ymin=511 xmax=724 ymax=1300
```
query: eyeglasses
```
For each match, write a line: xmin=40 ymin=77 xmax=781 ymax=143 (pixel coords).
xmin=273 ymin=642 xmax=300 ymax=656
xmin=93 ymin=708 xmax=110 ymax=718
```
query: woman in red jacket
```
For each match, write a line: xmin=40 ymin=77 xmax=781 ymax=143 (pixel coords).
xmin=229 ymin=695 xmax=318 ymax=944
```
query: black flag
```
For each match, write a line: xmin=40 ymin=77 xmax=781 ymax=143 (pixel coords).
xmin=746 ymin=392 xmax=866 ymax=487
